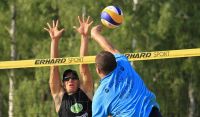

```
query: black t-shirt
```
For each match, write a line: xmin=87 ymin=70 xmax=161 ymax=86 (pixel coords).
xmin=58 ymin=88 xmax=92 ymax=117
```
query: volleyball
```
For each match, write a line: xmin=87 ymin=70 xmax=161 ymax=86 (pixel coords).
xmin=101 ymin=6 xmax=124 ymax=29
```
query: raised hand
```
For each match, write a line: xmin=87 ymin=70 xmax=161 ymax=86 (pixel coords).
xmin=91 ymin=25 xmax=103 ymax=38
xmin=44 ymin=20 xmax=64 ymax=40
xmin=74 ymin=16 xmax=93 ymax=36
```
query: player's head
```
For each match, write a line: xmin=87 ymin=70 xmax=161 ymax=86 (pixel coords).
xmin=62 ymin=69 xmax=79 ymax=94
xmin=95 ymin=51 xmax=117 ymax=77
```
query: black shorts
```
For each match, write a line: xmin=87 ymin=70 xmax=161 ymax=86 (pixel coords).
xmin=149 ymin=107 xmax=162 ymax=117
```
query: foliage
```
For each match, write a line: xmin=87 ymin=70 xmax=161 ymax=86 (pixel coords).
xmin=0 ymin=0 xmax=199 ymax=116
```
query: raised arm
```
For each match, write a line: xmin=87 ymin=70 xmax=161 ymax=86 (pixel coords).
xmin=91 ymin=25 xmax=119 ymax=54
xmin=74 ymin=16 xmax=94 ymax=100
xmin=44 ymin=20 xmax=64 ymax=112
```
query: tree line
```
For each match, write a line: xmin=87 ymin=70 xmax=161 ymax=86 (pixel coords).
xmin=0 ymin=0 xmax=200 ymax=116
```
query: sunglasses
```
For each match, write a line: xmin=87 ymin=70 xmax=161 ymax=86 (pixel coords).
xmin=63 ymin=76 xmax=79 ymax=82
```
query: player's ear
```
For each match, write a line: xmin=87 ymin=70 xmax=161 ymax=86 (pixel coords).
xmin=95 ymin=64 xmax=100 ymax=75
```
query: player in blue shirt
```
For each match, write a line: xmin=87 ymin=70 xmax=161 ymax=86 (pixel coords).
xmin=90 ymin=25 xmax=162 ymax=117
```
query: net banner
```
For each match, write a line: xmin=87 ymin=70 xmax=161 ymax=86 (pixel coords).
xmin=0 ymin=48 xmax=200 ymax=69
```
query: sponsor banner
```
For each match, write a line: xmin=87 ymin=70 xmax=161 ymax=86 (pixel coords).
xmin=125 ymin=48 xmax=200 ymax=60
xmin=0 ymin=48 xmax=200 ymax=69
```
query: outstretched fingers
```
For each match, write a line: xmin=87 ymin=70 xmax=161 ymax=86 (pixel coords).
xmin=78 ymin=16 xmax=82 ymax=24
xmin=86 ymin=16 xmax=90 ymax=23
xmin=44 ymin=22 xmax=52 ymax=32
xmin=44 ymin=27 xmax=49 ymax=32
xmin=86 ymin=16 xmax=93 ymax=26
xmin=47 ymin=22 xmax=51 ymax=29
xmin=59 ymin=28 xmax=65 ymax=34
xmin=82 ymin=14 xmax=85 ymax=22
xmin=52 ymin=20 xmax=55 ymax=28
xmin=89 ymin=20 xmax=93 ymax=26
xmin=55 ymin=20 xmax=59 ymax=28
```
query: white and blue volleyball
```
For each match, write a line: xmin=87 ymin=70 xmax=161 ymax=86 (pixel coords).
xmin=101 ymin=6 xmax=123 ymax=29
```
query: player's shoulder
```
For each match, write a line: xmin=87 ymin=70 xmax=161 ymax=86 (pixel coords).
xmin=114 ymin=53 xmax=127 ymax=59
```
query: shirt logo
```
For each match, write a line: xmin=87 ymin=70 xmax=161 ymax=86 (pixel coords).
xmin=105 ymin=88 xmax=109 ymax=93
xmin=70 ymin=103 xmax=83 ymax=113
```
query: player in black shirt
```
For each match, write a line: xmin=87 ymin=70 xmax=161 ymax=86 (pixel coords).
xmin=44 ymin=16 xmax=93 ymax=117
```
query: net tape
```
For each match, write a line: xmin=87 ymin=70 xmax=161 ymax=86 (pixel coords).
xmin=0 ymin=48 xmax=200 ymax=69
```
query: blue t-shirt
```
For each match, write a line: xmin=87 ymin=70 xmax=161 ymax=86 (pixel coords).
xmin=92 ymin=54 xmax=159 ymax=117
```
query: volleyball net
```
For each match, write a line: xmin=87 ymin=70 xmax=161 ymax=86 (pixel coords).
xmin=0 ymin=48 xmax=200 ymax=69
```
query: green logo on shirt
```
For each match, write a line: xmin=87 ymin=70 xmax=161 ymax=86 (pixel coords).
xmin=70 ymin=103 xmax=83 ymax=113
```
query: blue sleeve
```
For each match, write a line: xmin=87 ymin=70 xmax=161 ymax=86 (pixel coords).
xmin=114 ymin=53 xmax=130 ymax=65
xmin=92 ymin=96 xmax=107 ymax=117
xmin=113 ymin=53 xmax=137 ymax=75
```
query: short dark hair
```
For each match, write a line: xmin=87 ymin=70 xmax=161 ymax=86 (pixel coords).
xmin=62 ymin=69 xmax=79 ymax=82
xmin=95 ymin=51 xmax=117 ymax=75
